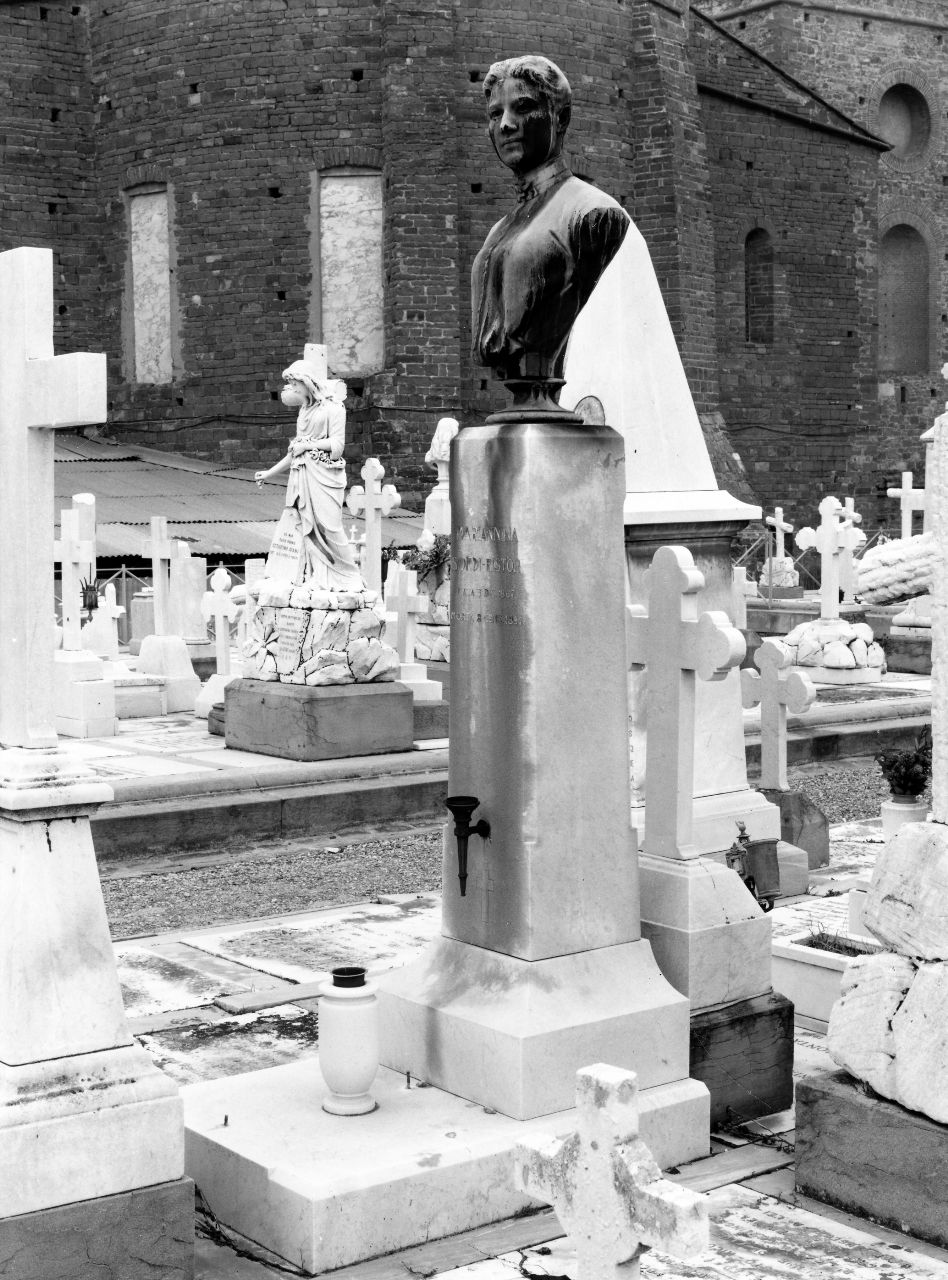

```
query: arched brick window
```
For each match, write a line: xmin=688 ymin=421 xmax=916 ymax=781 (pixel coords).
xmin=744 ymin=228 xmax=774 ymax=346
xmin=879 ymin=224 xmax=930 ymax=372
xmin=309 ymin=167 xmax=384 ymax=375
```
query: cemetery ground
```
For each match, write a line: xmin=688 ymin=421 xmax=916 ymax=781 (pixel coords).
xmin=82 ymin=700 xmax=946 ymax=1280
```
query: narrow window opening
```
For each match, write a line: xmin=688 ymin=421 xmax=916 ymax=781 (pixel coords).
xmin=276 ymin=289 xmax=286 ymax=300
xmin=47 ymin=202 xmax=58 ymax=214
xmin=58 ymin=304 xmax=67 ymax=315
xmin=50 ymin=108 xmax=60 ymax=122
xmin=880 ymin=223 xmax=930 ymax=371
xmin=127 ymin=186 xmax=175 ymax=384
xmin=469 ymin=70 xmax=481 ymax=83
xmin=350 ymin=69 xmax=364 ymax=82
xmin=744 ymin=228 xmax=774 ymax=346
xmin=39 ymin=6 xmax=48 ymax=18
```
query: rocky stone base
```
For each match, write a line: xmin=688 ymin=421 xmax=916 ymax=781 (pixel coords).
xmin=782 ymin=618 xmax=885 ymax=679
xmin=689 ymin=990 xmax=794 ymax=1127
xmin=416 ymin=621 xmax=450 ymax=663
xmin=225 ymin=679 xmax=414 ymax=760
xmin=796 ymin=1069 xmax=948 ymax=1248
xmin=243 ymin=581 xmax=398 ymax=685
xmin=0 ymin=1177 xmax=194 ymax=1280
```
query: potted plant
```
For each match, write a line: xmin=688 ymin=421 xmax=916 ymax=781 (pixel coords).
xmin=772 ymin=925 xmax=881 ymax=1028
xmin=875 ymin=725 xmax=931 ymax=838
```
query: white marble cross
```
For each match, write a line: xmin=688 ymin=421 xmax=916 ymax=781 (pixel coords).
xmin=383 ymin=561 xmax=428 ymax=664
xmin=81 ymin=583 xmax=125 ymax=663
xmin=345 ymin=458 xmax=401 ymax=595
xmin=145 ymin=516 xmax=175 ymax=636
xmin=765 ymin=507 xmax=793 ymax=561
xmin=795 ymin=496 xmax=866 ymax=623
xmin=887 ymin=470 xmax=925 ymax=542
xmin=515 ymin=1064 xmax=708 ymax=1280
xmin=201 ymin=565 xmax=239 ymax=679
xmin=839 ymin=497 xmax=863 ymax=605
xmin=0 ymin=248 xmax=107 ymax=748
xmin=235 ymin=557 xmax=267 ymax=656
xmin=741 ymin=638 xmax=815 ymax=790
xmin=55 ymin=506 xmax=96 ymax=652
xmin=627 ymin=545 xmax=745 ymax=860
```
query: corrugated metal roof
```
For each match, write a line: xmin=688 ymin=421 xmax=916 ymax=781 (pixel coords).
xmin=55 ymin=433 xmax=424 ymax=557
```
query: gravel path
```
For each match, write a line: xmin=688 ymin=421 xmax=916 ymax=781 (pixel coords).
xmin=101 ymin=762 xmax=907 ymax=939
xmin=103 ymin=829 xmax=443 ymax=940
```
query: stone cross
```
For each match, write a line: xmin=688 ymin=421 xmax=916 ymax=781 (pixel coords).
xmin=839 ymin=497 xmax=863 ymax=605
xmin=0 ymin=247 xmax=107 ymax=749
xmin=201 ymin=565 xmax=239 ymax=679
xmin=170 ymin=542 xmax=210 ymax=642
xmin=145 ymin=516 xmax=175 ymax=636
xmin=54 ymin=506 xmax=96 ymax=652
xmin=345 ymin=457 xmax=401 ymax=595
xmin=383 ymin=561 xmax=428 ymax=664
xmin=235 ymin=557 xmax=266 ymax=656
xmin=515 ymin=1064 xmax=708 ymax=1280
xmin=887 ymin=470 xmax=925 ymax=542
xmin=81 ymin=583 xmax=125 ymax=663
xmin=795 ymin=496 xmax=865 ymax=623
xmin=627 ymin=545 xmax=745 ymax=860
xmin=765 ymin=506 xmax=793 ymax=561
xmin=741 ymin=638 xmax=815 ymax=790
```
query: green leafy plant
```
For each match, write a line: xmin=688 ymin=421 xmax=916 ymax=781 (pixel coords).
xmin=402 ymin=534 xmax=451 ymax=580
xmin=875 ymin=725 xmax=932 ymax=797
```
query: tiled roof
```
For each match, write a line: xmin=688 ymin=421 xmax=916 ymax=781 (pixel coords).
xmin=54 ymin=433 xmax=424 ymax=558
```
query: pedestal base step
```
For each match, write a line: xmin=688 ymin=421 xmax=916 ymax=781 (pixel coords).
xmin=216 ymin=687 xmax=445 ymax=751
xmin=224 ymin=679 xmax=413 ymax=760
xmin=183 ymin=1060 xmax=707 ymax=1277
xmin=0 ymin=1177 xmax=194 ymax=1280
xmin=690 ymin=991 xmax=794 ymax=1127
xmin=796 ymin=1069 xmax=948 ymax=1248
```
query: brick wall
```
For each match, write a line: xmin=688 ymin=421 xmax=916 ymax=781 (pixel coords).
xmin=699 ymin=0 xmax=948 ymax=529
xmin=0 ymin=0 xmax=895 ymax=522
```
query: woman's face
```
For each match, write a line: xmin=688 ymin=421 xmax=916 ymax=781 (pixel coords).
xmin=281 ymin=378 xmax=310 ymax=408
xmin=487 ymin=77 xmax=561 ymax=176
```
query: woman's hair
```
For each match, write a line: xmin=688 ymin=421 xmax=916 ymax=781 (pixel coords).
xmin=483 ymin=56 xmax=572 ymax=119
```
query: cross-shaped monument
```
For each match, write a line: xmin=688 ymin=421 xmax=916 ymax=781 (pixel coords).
xmin=515 ymin=1064 xmax=708 ymax=1280
xmin=626 ymin=545 xmax=745 ymax=860
xmin=0 ymin=248 xmax=108 ymax=750
xmin=795 ymin=496 xmax=865 ymax=623
xmin=144 ymin=515 xmax=175 ymax=636
xmin=345 ymin=457 xmax=401 ymax=594
xmin=55 ymin=506 xmax=97 ymax=652
xmin=839 ymin=497 xmax=863 ymax=605
xmin=195 ymin=564 xmax=242 ymax=720
xmin=81 ymin=583 xmax=126 ymax=663
xmin=887 ymin=470 xmax=925 ymax=542
xmin=766 ymin=506 xmax=793 ymax=561
xmin=0 ymin=246 xmax=186 ymax=1274
xmin=741 ymin=638 xmax=816 ymax=791
xmin=383 ymin=561 xmax=441 ymax=701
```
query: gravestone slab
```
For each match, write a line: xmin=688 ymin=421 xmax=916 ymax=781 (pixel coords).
xmin=689 ymin=992 xmax=794 ymax=1128
xmin=796 ymin=1069 xmax=948 ymax=1250
xmin=225 ymin=679 xmax=413 ymax=760
xmin=760 ymin=787 xmax=830 ymax=869
xmin=265 ymin=508 xmax=306 ymax=584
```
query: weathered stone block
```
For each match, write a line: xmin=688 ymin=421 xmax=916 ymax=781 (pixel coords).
xmin=760 ymin=787 xmax=829 ymax=869
xmin=0 ymin=1177 xmax=194 ymax=1280
xmin=827 ymin=951 xmax=914 ymax=1100
xmin=689 ymin=990 xmax=794 ymax=1126
xmin=863 ymin=821 xmax=948 ymax=959
xmin=225 ymin=679 xmax=413 ymax=760
xmin=796 ymin=1070 xmax=948 ymax=1249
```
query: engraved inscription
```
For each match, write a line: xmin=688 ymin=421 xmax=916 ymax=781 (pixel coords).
xmin=452 ymin=525 xmax=525 ymax=628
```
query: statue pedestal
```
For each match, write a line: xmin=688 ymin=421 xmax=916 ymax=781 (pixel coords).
xmin=379 ymin=421 xmax=706 ymax=1137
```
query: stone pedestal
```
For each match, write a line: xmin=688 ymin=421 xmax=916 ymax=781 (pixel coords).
xmin=380 ymin=420 xmax=705 ymax=1129
xmin=53 ymin=649 xmax=118 ymax=738
xmin=0 ymin=753 xmax=188 ymax=1275
xmin=796 ymin=1069 xmax=948 ymax=1249
xmin=137 ymin=634 xmax=200 ymax=712
xmin=225 ymin=679 xmax=414 ymax=760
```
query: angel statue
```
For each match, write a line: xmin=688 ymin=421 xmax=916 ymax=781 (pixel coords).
xmin=255 ymin=344 xmax=364 ymax=591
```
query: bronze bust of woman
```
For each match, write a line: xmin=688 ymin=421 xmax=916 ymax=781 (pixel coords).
xmin=471 ymin=55 xmax=630 ymax=403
